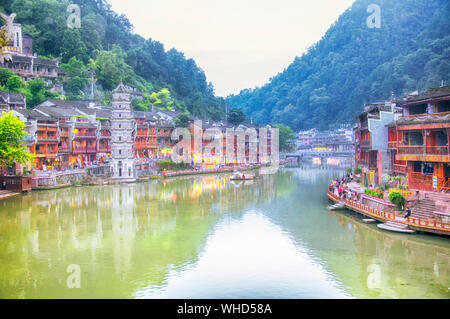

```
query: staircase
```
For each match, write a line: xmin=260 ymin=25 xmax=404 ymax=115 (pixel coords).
xmin=411 ymin=198 xmax=436 ymax=220
xmin=425 ymin=192 xmax=450 ymax=214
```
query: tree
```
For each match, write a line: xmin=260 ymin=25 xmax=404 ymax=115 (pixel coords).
xmin=174 ymin=112 xmax=190 ymax=127
xmin=61 ymin=57 xmax=90 ymax=99
xmin=61 ymin=29 xmax=88 ymax=63
xmin=0 ymin=111 xmax=34 ymax=168
xmin=149 ymin=88 xmax=174 ymax=110
xmin=26 ymin=78 xmax=49 ymax=108
xmin=0 ymin=68 xmax=14 ymax=86
xmin=89 ymin=46 xmax=134 ymax=91
xmin=273 ymin=124 xmax=295 ymax=151
xmin=228 ymin=108 xmax=246 ymax=126
xmin=6 ymin=75 xmax=24 ymax=92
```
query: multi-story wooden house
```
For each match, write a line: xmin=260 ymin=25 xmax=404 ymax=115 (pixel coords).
xmin=389 ymin=86 xmax=450 ymax=192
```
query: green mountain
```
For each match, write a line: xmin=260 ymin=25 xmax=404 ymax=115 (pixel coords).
xmin=226 ymin=0 xmax=450 ymax=130
xmin=1 ymin=0 xmax=225 ymax=119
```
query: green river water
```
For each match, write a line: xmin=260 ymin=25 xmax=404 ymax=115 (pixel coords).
xmin=0 ymin=168 xmax=449 ymax=299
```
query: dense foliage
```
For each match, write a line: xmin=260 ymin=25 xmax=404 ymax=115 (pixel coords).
xmin=157 ymin=160 xmax=190 ymax=171
xmin=1 ymin=0 xmax=226 ymax=118
xmin=227 ymin=108 xmax=246 ymax=126
xmin=0 ymin=68 xmax=55 ymax=107
xmin=388 ymin=190 xmax=405 ymax=210
xmin=0 ymin=111 xmax=34 ymax=167
xmin=364 ymin=188 xmax=384 ymax=199
xmin=273 ymin=124 xmax=295 ymax=151
xmin=227 ymin=0 xmax=450 ymax=130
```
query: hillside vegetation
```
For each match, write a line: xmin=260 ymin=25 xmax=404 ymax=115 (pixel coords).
xmin=227 ymin=0 xmax=450 ymax=130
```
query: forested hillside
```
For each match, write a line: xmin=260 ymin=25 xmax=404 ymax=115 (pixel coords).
xmin=227 ymin=0 xmax=450 ymax=130
xmin=0 ymin=0 xmax=225 ymax=119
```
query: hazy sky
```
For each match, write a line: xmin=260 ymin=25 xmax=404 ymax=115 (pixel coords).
xmin=108 ymin=0 xmax=355 ymax=96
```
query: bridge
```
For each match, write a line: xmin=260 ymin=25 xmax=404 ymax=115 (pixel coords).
xmin=284 ymin=150 xmax=354 ymax=159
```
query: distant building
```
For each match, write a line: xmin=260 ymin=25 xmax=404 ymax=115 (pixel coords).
xmin=355 ymin=101 xmax=403 ymax=186
xmin=110 ymin=82 xmax=136 ymax=182
xmin=296 ymin=128 xmax=354 ymax=152
xmin=0 ymin=91 xmax=26 ymax=111
xmin=0 ymin=23 xmax=59 ymax=81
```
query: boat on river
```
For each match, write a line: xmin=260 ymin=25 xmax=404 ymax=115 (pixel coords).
xmin=230 ymin=171 xmax=254 ymax=180
xmin=377 ymin=221 xmax=416 ymax=234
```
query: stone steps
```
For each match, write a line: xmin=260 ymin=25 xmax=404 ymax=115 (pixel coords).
xmin=411 ymin=198 xmax=436 ymax=220
xmin=425 ymin=192 xmax=450 ymax=203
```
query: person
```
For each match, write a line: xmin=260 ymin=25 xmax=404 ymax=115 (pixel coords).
xmin=348 ymin=191 xmax=352 ymax=201
xmin=1 ymin=180 xmax=6 ymax=190
xmin=404 ymin=207 xmax=411 ymax=219
xmin=338 ymin=186 xmax=343 ymax=198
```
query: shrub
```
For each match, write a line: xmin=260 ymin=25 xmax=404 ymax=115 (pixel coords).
xmin=378 ymin=181 xmax=390 ymax=191
xmin=388 ymin=190 xmax=405 ymax=210
xmin=354 ymin=166 xmax=362 ymax=175
xmin=364 ymin=188 xmax=383 ymax=199
xmin=157 ymin=160 xmax=190 ymax=171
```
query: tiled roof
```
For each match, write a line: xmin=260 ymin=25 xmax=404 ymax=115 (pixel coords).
xmin=404 ymin=86 xmax=450 ymax=104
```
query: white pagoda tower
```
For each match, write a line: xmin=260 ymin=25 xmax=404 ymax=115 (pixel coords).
xmin=111 ymin=82 xmax=136 ymax=182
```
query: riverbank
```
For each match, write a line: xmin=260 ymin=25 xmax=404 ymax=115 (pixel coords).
xmin=0 ymin=165 xmax=262 ymax=198
xmin=327 ymin=190 xmax=450 ymax=236
xmin=0 ymin=190 xmax=20 ymax=200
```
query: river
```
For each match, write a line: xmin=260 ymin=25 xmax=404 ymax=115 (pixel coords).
xmin=0 ymin=168 xmax=449 ymax=298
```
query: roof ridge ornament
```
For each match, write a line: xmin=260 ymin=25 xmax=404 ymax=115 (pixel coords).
xmin=0 ymin=12 xmax=16 ymax=63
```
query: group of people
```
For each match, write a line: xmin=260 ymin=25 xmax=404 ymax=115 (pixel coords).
xmin=328 ymin=173 xmax=360 ymax=202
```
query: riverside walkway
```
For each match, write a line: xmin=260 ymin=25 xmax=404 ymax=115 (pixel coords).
xmin=327 ymin=190 xmax=450 ymax=236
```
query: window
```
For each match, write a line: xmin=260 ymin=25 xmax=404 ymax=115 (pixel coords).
xmin=409 ymin=104 xmax=427 ymax=115
xmin=437 ymin=100 xmax=450 ymax=113
xmin=413 ymin=161 xmax=434 ymax=174
xmin=437 ymin=130 xmax=448 ymax=146
xmin=403 ymin=131 xmax=423 ymax=145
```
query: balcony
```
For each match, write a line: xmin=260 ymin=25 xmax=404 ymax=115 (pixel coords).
xmin=398 ymin=145 xmax=425 ymax=155
xmin=358 ymin=159 xmax=369 ymax=167
xmin=360 ymin=140 xmax=371 ymax=149
xmin=99 ymin=147 xmax=111 ymax=153
xmin=398 ymin=145 xmax=449 ymax=155
xmin=426 ymin=146 xmax=448 ymax=155
xmin=388 ymin=141 xmax=398 ymax=149
xmin=74 ymin=133 xmax=97 ymax=139
xmin=135 ymin=142 xmax=148 ymax=149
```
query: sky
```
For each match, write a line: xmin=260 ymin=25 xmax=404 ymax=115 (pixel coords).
xmin=108 ymin=0 xmax=355 ymax=97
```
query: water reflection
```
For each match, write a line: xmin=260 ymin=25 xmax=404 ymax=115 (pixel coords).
xmin=0 ymin=169 xmax=449 ymax=298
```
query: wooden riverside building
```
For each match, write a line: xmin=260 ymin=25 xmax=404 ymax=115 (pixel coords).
xmin=388 ymin=86 xmax=450 ymax=192
xmin=355 ymin=86 xmax=450 ymax=193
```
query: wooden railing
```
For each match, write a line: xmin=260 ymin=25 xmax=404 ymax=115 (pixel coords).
xmin=398 ymin=145 xmax=424 ymax=154
xmin=388 ymin=141 xmax=398 ymax=149
xmin=425 ymin=146 xmax=448 ymax=155
xmin=74 ymin=133 xmax=97 ymax=138
xmin=327 ymin=190 xmax=450 ymax=233
xmin=360 ymin=140 xmax=370 ymax=148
